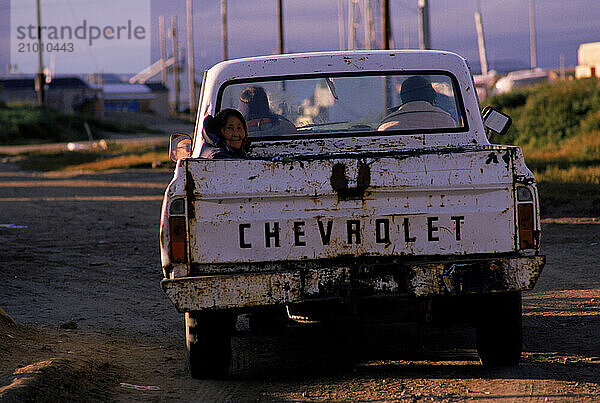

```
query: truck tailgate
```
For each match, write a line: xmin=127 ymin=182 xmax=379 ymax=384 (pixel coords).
xmin=185 ymin=148 xmax=516 ymax=264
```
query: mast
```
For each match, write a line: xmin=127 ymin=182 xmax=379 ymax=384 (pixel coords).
xmin=418 ymin=0 xmax=431 ymax=50
xmin=186 ymin=0 xmax=196 ymax=117
xmin=277 ymin=0 xmax=284 ymax=54
xmin=221 ymin=0 xmax=228 ymax=60
xmin=362 ymin=0 xmax=372 ymax=50
xmin=381 ymin=0 xmax=390 ymax=50
xmin=159 ymin=16 xmax=167 ymax=85
xmin=529 ymin=0 xmax=537 ymax=69
xmin=474 ymin=0 xmax=488 ymax=75
xmin=382 ymin=0 xmax=392 ymax=111
xmin=348 ymin=0 xmax=355 ymax=50
xmin=337 ymin=0 xmax=346 ymax=50
xmin=171 ymin=16 xmax=180 ymax=113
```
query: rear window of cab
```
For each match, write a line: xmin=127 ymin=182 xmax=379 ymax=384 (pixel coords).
xmin=217 ymin=71 xmax=468 ymax=140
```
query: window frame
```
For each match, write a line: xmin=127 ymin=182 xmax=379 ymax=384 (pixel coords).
xmin=214 ymin=70 xmax=470 ymax=141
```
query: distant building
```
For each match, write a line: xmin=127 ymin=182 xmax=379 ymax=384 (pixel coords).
xmin=0 ymin=76 xmax=101 ymax=115
xmin=102 ymin=83 xmax=155 ymax=114
xmin=575 ymin=41 xmax=600 ymax=79
xmin=98 ymin=81 xmax=169 ymax=125
xmin=0 ymin=75 xmax=169 ymax=123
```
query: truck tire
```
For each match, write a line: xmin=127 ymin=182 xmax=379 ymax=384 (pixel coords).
xmin=475 ymin=292 xmax=522 ymax=367
xmin=185 ymin=311 xmax=234 ymax=379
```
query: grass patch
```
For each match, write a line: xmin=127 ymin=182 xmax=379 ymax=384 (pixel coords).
xmin=484 ymin=79 xmax=600 ymax=210
xmin=519 ymin=132 xmax=600 ymax=214
xmin=531 ymin=164 xmax=600 ymax=184
xmin=0 ymin=103 xmax=160 ymax=145
xmin=485 ymin=78 xmax=600 ymax=149
xmin=521 ymin=131 xmax=600 ymax=185
xmin=521 ymin=129 xmax=600 ymax=163
xmin=16 ymin=142 xmax=171 ymax=172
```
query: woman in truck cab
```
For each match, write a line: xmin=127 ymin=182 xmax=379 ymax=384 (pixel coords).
xmin=238 ymin=86 xmax=296 ymax=136
xmin=199 ymin=108 xmax=249 ymax=159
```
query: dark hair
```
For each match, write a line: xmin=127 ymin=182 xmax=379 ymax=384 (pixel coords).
xmin=400 ymin=76 xmax=436 ymax=104
xmin=214 ymin=108 xmax=249 ymax=150
xmin=215 ymin=108 xmax=248 ymax=135
xmin=237 ymin=86 xmax=273 ymax=120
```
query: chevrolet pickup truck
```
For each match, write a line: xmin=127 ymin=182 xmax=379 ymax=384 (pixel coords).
xmin=159 ymin=50 xmax=545 ymax=379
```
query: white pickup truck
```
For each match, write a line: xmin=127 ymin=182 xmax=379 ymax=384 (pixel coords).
xmin=159 ymin=50 xmax=545 ymax=379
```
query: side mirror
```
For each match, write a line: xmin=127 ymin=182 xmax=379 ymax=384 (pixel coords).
xmin=482 ymin=106 xmax=512 ymax=136
xmin=169 ymin=133 xmax=192 ymax=162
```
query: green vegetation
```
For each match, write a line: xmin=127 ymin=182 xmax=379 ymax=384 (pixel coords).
xmin=0 ymin=103 xmax=157 ymax=145
xmin=485 ymin=78 xmax=600 ymax=148
xmin=16 ymin=142 xmax=171 ymax=172
xmin=485 ymin=78 xmax=600 ymax=186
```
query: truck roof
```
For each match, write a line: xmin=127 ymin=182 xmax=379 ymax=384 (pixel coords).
xmin=195 ymin=50 xmax=488 ymax=155
xmin=206 ymin=50 xmax=471 ymax=82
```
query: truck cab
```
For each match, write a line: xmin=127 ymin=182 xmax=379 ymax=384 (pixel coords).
xmin=159 ymin=50 xmax=545 ymax=379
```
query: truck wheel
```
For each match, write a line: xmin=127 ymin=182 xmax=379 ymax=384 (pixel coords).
xmin=475 ymin=292 xmax=522 ymax=367
xmin=185 ymin=311 xmax=234 ymax=379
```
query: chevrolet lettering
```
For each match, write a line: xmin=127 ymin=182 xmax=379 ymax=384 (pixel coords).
xmin=236 ymin=216 xmax=467 ymax=249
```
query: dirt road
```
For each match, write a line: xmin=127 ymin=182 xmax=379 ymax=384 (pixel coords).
xmin=1 ymin=162 xmax=599 ymax=401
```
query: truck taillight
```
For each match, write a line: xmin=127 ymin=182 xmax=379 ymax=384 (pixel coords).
xmin=168 ymin=198 xmax=187 ymax=262
xmin=169 ymin=216 xmax=187 ymax=262
xmin=516 ymin=186 xmax=535 ymax=249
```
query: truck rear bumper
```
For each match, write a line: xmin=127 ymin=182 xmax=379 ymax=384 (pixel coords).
xmin=161 ymin=255 xmax=545 ymax=312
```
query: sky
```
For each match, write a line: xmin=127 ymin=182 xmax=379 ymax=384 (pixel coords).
xmin=150 ymin=0 xmax=600 ymax=72
xmin=1 ymin=0 xmax=599 ymax=95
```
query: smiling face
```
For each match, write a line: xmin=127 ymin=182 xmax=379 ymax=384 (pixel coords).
xmin=220 ymin=115 xmax=246 ymax=150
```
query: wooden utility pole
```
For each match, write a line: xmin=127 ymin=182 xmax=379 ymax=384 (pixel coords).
xmin=381 ymin=0 xmax=392 ymax=111
xmin=337 ymin=0 xmax=345 ymax=50
xmin=277 ymin=0 xmax=284 ymax=54
xmin=418 ymin=0 xmax=430 ymax=50
xmin=171 ymin=16 xmax=180 ymax=113
xmin=348 ymin=0 xmax=355 ymax=50
xmin=35 ymin=0 xmax=45 ymax=105
xmin=159 ymin=16 xmax=167 ymax=85
xmin=221 ymin=0 xmax=228 ymax=60
xmin=363 ymin=0 xmax=372 ymax=50
xmin=381 ymin=0 xmax=390 ymax=50
xmin=186 ymin=0 xmax=196 ymax=117
xmin=474 ymin=0 xmax=488 ymax=75
xmin=529 ymin=0 xmax=537 ymax=69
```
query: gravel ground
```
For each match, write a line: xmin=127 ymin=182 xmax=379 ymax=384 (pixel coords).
xmin=1 ymin=162 xmax=599 ymax=401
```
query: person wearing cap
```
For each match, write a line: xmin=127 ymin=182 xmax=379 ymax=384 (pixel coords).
xmin=199 ymin=108 xmax=249 ymax=159
xmin=237 ymin=86 xmax=296 ymax=136
xmin=378 ymin=76 xmax=457 ymax=131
